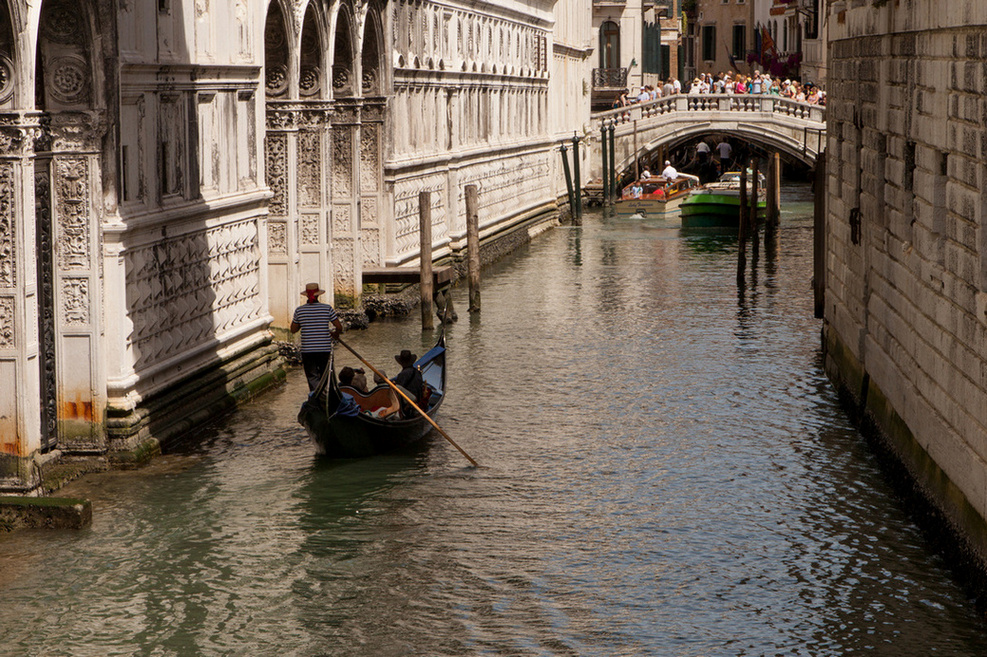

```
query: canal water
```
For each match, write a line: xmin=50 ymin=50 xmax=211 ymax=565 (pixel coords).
xmin=2 ymin=185 xmax=986 ymax=656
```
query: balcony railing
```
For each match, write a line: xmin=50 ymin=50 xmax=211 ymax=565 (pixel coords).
xmin=592 ymin=67 xmax=629 ymax=89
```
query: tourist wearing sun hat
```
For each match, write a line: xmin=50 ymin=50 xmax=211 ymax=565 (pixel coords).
xmin=290 ymin=282 xmax=344 ymax=391
xmin=393 ymin=349 xmax=424 ymax=407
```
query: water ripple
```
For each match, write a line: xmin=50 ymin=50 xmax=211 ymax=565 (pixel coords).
xmin=0 ymin=190 xmax=985 ymax=655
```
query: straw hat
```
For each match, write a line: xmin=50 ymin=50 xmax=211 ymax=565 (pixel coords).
xmin=301 ymin=282 xmax=325 ymax=296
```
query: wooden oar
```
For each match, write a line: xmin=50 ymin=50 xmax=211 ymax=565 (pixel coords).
xmin=335 ymin=337 xmax=479 ymax=468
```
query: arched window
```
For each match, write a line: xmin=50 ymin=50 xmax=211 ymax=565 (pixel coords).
xmin=600 ymin=21 xmax=619 ymax=69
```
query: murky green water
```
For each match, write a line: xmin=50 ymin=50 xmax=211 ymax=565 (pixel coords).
xmin=1 ymin=186 xmax=985 ymax=656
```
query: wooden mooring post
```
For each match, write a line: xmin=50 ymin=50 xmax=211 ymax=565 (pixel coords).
xmin=750 ymin=158 xmax=760 ymax=263
xmin=466 ymin=184 xmax=481 ymax=313
xmin=560 ymin=142 xmax=576 ymax=221
xmin=601 ymin=122 xmax=610 ymax=207
xmin=765 ymin=152 xmax=781 ymax=260
xmin=766 ymin=152 xmax=781 ymax=229
xmin=737 ymin=165 xmax=748 ymax=284
xmin=419 ymin=190 xmax=434 ymax=331
xmin=572 ymin=134 xmax=583 ymax=223
xmin=813 ymin=150 xmax=827 ymax=318
xmin=608 ymin=123 xmax=616 ymax=209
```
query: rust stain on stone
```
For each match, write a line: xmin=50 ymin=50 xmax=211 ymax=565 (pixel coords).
xmin=60 ymin=400 xmax=94 ymax=422
xmin=0 ymin=441 xmax=22 ymax=456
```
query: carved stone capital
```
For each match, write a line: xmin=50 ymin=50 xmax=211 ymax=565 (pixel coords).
xmin=0 ymin=112 xmax=44 ymax=157
xmin=328 ymin=105 xmax=359 ymax=125
xmin=265 ymin=107 xmax=297 ymax=131
xmin=39 ymin=111 xmax=107 ymax=153
xmin=361 ymin=101 xmax=386 ymax=123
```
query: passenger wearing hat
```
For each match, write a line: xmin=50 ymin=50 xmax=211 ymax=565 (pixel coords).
xmin=392 ymin=349 xmax=424 ymax=410
xmin=661 ymin=159 xmax=678 ymax=181
xmin=290 ymin=282 xmax=344 ymax=391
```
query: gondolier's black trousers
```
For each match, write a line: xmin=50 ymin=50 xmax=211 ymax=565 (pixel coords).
xmin=302 ymin=351 xmax=331 ymax=391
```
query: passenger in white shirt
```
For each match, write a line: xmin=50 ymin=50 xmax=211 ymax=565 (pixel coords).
xmin=661 ymin=160 xmax=678 ymax=180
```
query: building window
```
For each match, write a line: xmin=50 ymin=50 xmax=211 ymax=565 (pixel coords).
xmin=600 ymin=21 xmax=620 ymax=69
xmin=702 ymin=25 xmax=716 ymax=61
xmin=732 ymin=24 xmax=746 ymax=60
xmin=805 ymin=0 xmax=819 ymax=39
xmin=642 ymin=18 xmax=661 ymax=74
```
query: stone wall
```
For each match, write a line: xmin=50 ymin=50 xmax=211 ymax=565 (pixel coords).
xmin=824 ymin=1 xmax=987 ymax=562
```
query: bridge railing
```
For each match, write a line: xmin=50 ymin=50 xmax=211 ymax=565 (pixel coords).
xmin=591 ymin=94 xmax=826 ymax=126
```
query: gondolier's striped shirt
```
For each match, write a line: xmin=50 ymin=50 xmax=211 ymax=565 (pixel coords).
xmin=292 ymin=302 xmax=339 ymax=353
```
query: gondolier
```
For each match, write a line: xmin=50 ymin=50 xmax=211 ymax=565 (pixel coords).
xmin=291 ymin=282 xmax=343 ymax=391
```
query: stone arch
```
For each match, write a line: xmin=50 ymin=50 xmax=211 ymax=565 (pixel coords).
xmin=264 ymin=0 xmax=291 ymax=99
xmin=299 ymin=2 xmax=325 ymax=99
xmin=0 ymin=1 xmax=16 ymax=111
xmin=614 ymin=125 xmax=819 ymax=181
xmin=331 ymin=5 xmax=355 ymax=98
xmin=35 ymin=0 xmax=100 ymax=112
xmin=361 ymin=3 xmax=384 ymax=96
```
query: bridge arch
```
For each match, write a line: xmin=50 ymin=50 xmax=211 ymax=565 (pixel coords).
xmin=626 ymin=123 xmax=821 ymax=172
xmin=589 ymin=95 xmax=826 ymax=181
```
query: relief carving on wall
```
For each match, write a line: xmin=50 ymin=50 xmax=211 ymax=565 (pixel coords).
xmin=362 ymin=69 xmax=378 ymax=96
xmin=359 ymin=125 xmax=379 ymax=189
xmin=268 ymin=221 xmax=287 ymax=254
xmin=48 ymin=55 xmax=90 ymax=106
xmin=0 ymin=296 xmax=11 ymax=347
xmin=301 ymin=214 xmax=319 ymax=245
xmin=42 ymin=1 xmax=84 ymax=45
xmin=331 ymin=127 xmax=353 ymax=197
xmin=126 ymin=219 xmax=261 ymax=369
xmin=266 ymin=65 xmax=288 ymax=97
xmin=0 ymin=56 xmax=15 ymax=104
xmin=332 ymin=205 xmax=350 ymax=234
xmin=265 ymin=133 xmax=288 ymax=216
xmin=299 ymin=67 xmax=321 ymax=97
xmin=332 ymin=237 xmax=354 ymax=291
xmin=235 ymin=0 xmax=250 ymax=59
xmin=361 ymin=196 xmax=377 ymax=227
xmin=55 ymin=156 xmax=90 ymax=270
xmin=297 ymin=130 xmax=322 ymax=208
xmin=0 ymin=161 xmax=14 ymax=287
xmin=265 ymin=107 xmax=297 ymax=131
xmin=47 ymin=111 xmax=106 ymax=153
xmin=361 ymin=227 xmax=380 ymax=266
xmin=62 ymin=277 xmax=89 ymax=324
xmin=332 ymin=66 xmax=350 ymax=92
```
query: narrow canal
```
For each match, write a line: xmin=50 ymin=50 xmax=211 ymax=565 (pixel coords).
xmin=2 ymin=185 xmax=985 ymax=656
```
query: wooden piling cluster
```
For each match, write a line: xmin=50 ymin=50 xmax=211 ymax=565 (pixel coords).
xmin=417 ymin=185 xmax=484 ymax=330
xmin=560 ymin=134 xmax=583 ymax=224
xmin=738 ymin=153 xmax=782 ymax=285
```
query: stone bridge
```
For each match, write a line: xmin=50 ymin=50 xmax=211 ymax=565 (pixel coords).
xmin=584 ymin=95 xmax=827 ymax=180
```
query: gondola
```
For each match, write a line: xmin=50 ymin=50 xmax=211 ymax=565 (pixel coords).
xmin=297 ymin=333 xmax=447 ymax=457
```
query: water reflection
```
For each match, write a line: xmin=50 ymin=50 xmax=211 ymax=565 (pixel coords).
xmin=0 ymin=184 xmax=985 ymax=655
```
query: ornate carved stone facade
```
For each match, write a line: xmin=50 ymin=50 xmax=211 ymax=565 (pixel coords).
xmin=0 ymin=0 xmax=280 ymax=491
xmin=386 ymin=0 xmax=558 ymax=268
xmin=0 ymin=0 xmax=590 ymax=491
xmin=0 ymin=162 xmax=13 ymax=288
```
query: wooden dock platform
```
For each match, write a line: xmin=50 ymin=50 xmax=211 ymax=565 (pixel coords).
xmin=362 ymin=265 xmax=455 ymax=286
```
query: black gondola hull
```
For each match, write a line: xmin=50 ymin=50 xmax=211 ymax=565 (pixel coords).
xmin=297 ymin=334 xmax=446 ymax=458
xmin=298 ymin=397 xmax=441 ymax=457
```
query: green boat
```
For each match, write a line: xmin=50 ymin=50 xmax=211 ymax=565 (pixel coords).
xmin=680 ymin=171 xmax=767 ymax=228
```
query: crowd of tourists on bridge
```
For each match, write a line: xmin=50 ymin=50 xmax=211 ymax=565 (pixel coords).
xmin=613 ymin=71 xmax=825 ymax=110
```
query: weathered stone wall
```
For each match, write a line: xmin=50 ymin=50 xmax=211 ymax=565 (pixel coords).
xmin=385 ymin=0 xmax=559 ymax=267
xmin=824 ymin=1 xmax=987 ymax=561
